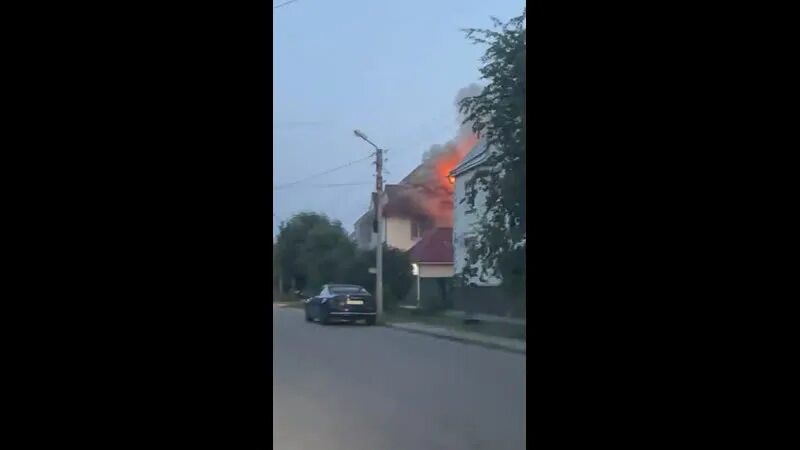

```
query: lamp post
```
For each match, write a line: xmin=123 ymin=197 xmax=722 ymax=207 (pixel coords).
xmin=354 ymin=129 xmax=384 ymax=322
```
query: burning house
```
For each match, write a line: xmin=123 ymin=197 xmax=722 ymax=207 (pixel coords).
xmin=351 ymin=132 xmax=479 ymax=308
xmin=352 ymin=130 xmax=477 ymax=252
xmin=352 ymin=132 xmax=477 ymax=244
xmin=351 ymin=83 xmax=504 ymax=309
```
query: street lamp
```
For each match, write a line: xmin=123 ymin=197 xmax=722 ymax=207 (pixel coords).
xmin=354 ymin=129 xmax=385 ymax=323
xmin=353 ymin=129 xmax=380 ymax=151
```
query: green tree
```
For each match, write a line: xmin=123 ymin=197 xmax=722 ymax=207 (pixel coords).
xmin=275 ymin=212 xmax=356 ymax=294
xmin=343 ymin=245 xmax=413 ymax=311
xmin=458 ymin=10 xmax=526 ymax=294
xmin=273 ymin=242 xmax=279 ymax=294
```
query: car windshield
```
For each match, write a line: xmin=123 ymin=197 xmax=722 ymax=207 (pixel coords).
xmin=329 ymin=286 xmax=368 ymax=294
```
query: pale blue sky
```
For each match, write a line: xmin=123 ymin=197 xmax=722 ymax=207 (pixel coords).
xmin=273 ymin=0 xmax=524 ymax=237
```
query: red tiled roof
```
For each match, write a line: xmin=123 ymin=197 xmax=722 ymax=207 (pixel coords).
xmin=408 ymin=227 xmax=453 ymax=264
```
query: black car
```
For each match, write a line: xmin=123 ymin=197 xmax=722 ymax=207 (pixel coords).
xmin=304 ymin=284 xmax=377 ymax=325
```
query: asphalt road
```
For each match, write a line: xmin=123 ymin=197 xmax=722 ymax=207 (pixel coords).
xmin=273 ymin=305 xmax=526 ymax=450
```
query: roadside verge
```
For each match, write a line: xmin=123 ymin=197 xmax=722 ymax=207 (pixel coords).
xmin=274 ymin=303 xmax=526 ymax=354
xmin=385 ymin=322 xmax=526 ymax=355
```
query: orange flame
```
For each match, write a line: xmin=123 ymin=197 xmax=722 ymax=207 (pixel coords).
xmin=432 ymin=133 xmax=478 ymax=189
xmin=398 ymin=133 xmax=479 ymax=228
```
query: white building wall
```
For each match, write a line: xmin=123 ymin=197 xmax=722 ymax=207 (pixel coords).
xmin=356 ymin=215 xmax=420 ymax=252
xmin=356 ymin=191 xmax=421 ymax=252
xmin=354 ymin=216 xmax=376 ymax=250
xmin=453 ymin=168 xmax=502 ymax=286
xmin=418 ymin=264 xmax=454 ymax=278
xmin=384 ymin=216 xmax=419 ymax=251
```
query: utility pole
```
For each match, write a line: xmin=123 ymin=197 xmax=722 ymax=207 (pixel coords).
xmin=374 ymin=146 xmax=384 ymax=322
xmin=354 ymin=129 xmax=384 ymax=322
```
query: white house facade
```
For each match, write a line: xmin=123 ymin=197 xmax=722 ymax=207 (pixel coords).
xmin=352 ymin=185 xmax=432 ymax=252
xmin=450 ymin=140 xmax=502 ymax=287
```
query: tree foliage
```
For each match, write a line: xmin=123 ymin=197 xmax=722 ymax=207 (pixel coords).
xmin=343 ymin=245 xmax=413 ymax=310
xmin=458 ymin=10 xmax=526 ymax=294
xmin=275 ymin=212 xmax=355 ymax=294
xmin=273 ymin=242 xmax=279 ymax=291
xmin=274 ymin=212 xmax=413 ymax=305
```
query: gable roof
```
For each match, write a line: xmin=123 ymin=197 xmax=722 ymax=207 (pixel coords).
xmin=381 ymin=184 xmax=430 ymax=219
xmin=407 ymin=227 xmax=453 ymax=264
xmin=353 ymin=185 xmax=429 ymax=229
xmin=400 ymin=164 xmax=427 ymax=184
xmin=450 ymin=139 xmax=490 ymax=177
xmin=355 ymin=207 xmax=373 ymax=227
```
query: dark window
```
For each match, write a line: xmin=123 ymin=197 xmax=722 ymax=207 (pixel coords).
xmin=422 ymin=220 xmax=432 ymax=233
xmin=411 ymin=221 xmax=420 ymax=239
xmin=329 ymin=286 xmax=369 ymax=294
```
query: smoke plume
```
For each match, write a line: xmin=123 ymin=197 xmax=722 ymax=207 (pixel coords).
xmin=396 ymin=83 xmax=484 ymax=229
xmin=421 ymin=83 xmax=482 ymax=163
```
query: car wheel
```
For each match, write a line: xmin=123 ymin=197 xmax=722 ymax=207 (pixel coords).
xmin=365 ymin=316 xmax=376 ymax=326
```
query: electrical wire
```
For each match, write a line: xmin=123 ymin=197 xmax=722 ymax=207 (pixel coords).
xmin=274 ymin=182 xmax=373 ymax=191
xmin=273 ymin=155 xmax=373 ymax=190
xmin=274 ymin=0 xmax=301 ymax=9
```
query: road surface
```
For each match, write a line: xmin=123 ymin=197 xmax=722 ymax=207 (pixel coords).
xmin=273 ymin=305 xmax=526 ymax=449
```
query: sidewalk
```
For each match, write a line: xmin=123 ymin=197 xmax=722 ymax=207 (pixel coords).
xmin=275 ymin=303 xmax=526 ymax=354
xmin=443 ymin=309 xmax=526 ymax=326
xmin=386 ymin=322 xmax=526 ymax=354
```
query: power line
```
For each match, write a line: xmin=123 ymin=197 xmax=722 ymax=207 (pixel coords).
xmin=274 ymin=0 xmax=301 ymax=9
xmin=274 ymin=182 xmax=372 ymax=191
xmin=272 ymin=112 xmax=458 ymax=196
xmin=273 ymin=155 xmax=373 ymax=190
xmin=360 ymin=114 xmax=461 ymax=185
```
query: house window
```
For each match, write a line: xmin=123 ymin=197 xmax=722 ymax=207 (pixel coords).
xmin=411 ymin=221 xmax=421 ymax=239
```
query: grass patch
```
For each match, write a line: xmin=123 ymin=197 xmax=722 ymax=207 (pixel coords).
xmin=384 ymin=308 xmax=526 ymax=341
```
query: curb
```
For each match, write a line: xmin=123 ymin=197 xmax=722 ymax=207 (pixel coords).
xmin=276 ymin=306 xmax=526 ymax=355
xmin=384 ymin=323 xmax=526 ymax=355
